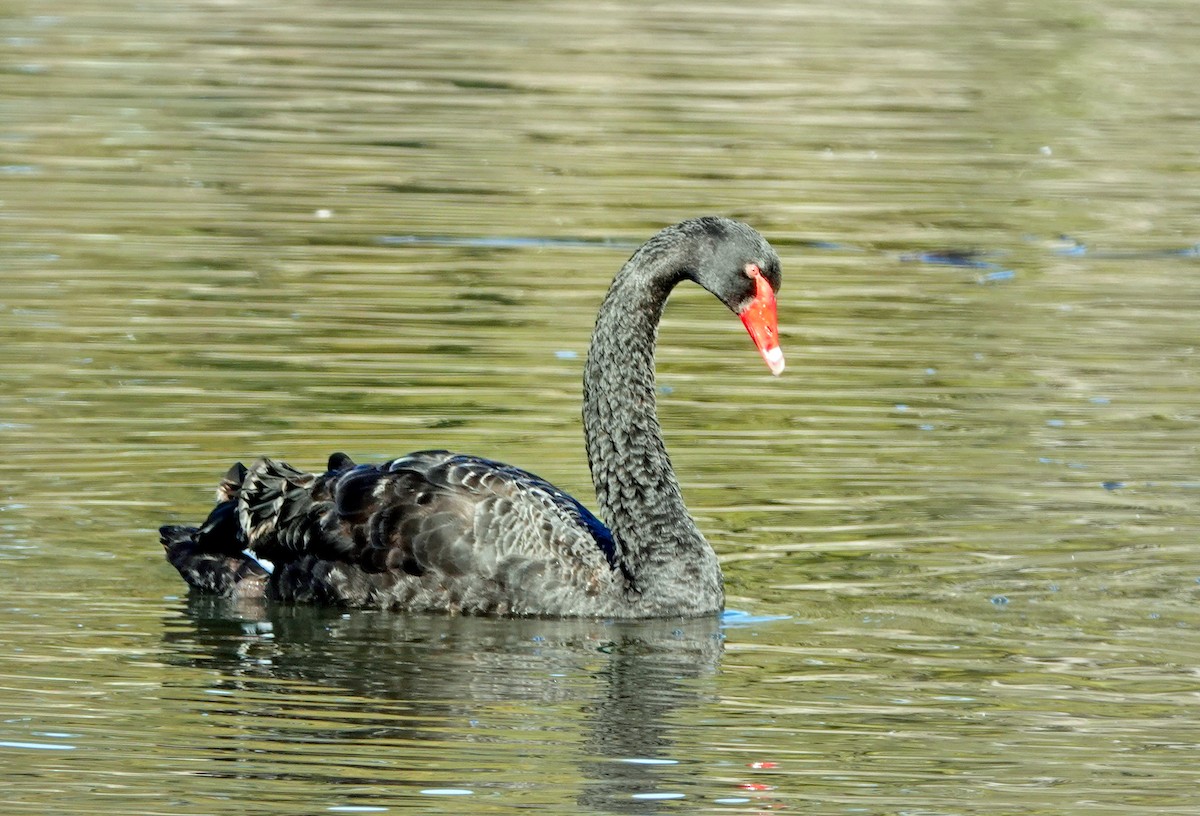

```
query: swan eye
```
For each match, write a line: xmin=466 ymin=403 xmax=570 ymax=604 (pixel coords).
xmin=744 ymin=262 xmax=762 ymax=279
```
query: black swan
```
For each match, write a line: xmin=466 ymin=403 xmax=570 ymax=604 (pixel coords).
xmin=161 ymin=217 xmax=784 ymax=618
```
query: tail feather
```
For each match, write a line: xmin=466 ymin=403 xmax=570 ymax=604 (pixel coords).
xmin=162 ymin=457 xmax=327 ymax=598
xmin=160 ymin=522 xmax=267 ymax=597
xmin=238 ymin=458 xmax=318 ymax=547
xmin=216 ymin=462 xmax=248 ymax=503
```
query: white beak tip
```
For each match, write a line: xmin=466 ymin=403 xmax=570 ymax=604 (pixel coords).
xmin=763 ymin=346 xmax=785 ymax=376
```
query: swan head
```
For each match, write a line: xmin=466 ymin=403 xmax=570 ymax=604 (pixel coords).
xmin=673 ymin=217 xmax=785 ymax=376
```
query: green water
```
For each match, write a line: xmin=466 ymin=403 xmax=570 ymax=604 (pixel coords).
xmin=3 ymin=1 xmax=1199 ymax=813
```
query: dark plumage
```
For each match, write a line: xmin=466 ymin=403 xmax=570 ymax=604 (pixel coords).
xmin=161 ymin=217 xmax=784 ymax=618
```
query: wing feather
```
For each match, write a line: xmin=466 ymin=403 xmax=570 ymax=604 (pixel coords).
xmin=190 ymin=449 xmax=624 ymax=613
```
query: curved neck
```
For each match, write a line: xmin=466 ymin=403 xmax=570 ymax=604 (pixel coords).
xmin=582 ymin=251 xmax=722 ymax=611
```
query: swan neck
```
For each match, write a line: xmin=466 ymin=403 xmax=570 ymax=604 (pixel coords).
xmin=582 ymin=256 xmax=719 ymax=607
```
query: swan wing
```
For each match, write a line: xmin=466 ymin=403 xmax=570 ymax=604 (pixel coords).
xmin=197 ymin=451 xmax=621 ymax=613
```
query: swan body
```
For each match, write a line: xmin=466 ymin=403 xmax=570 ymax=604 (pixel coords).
xmin=161 ymin=217 xmax=783 ymax=618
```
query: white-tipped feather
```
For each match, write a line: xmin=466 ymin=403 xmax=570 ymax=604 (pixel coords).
xmin=242 ymin=549 xmax=275 ymax=575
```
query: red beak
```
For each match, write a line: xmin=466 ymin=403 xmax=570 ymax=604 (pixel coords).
xmin=739 ymin=269 xmax=785 ymax=376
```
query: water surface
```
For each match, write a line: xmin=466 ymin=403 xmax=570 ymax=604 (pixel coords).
xmin=3 ymin=1 xmax=1200 ymax=813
